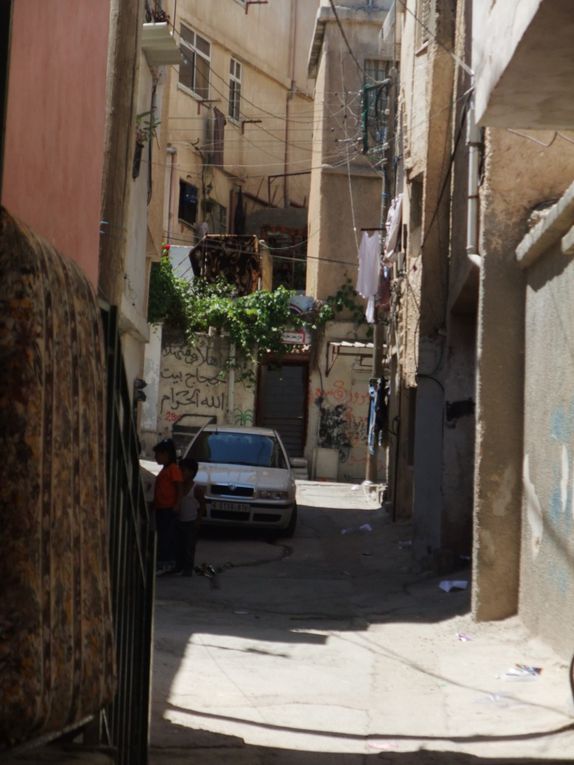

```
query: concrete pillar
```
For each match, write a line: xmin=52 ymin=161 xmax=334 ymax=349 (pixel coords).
xmin=472 ymin=136 xmax=525 ymax=621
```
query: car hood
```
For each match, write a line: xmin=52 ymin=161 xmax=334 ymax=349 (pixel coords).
xmin=197 ymin=463 xmax=293 ymax=491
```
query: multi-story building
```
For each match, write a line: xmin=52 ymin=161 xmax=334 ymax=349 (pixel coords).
xmin=385 ymin=0 xmax=574 ymax=659
xmin=1 ymin=0 xmax=178 ymax=759
xmin=146 ymin=0 xmax=394 ymax=485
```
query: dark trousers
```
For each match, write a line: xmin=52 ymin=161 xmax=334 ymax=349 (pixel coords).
xmin=155 ymin=508 xmax=177 ymax=565
xmin=175 ymin=519 xmax=200 ymax=574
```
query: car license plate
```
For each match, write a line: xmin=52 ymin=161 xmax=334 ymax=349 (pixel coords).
xmin=210 ymin=500 xmax=248 ymax=512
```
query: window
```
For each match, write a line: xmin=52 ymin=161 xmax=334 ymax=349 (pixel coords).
xmin=179 ymin=24 xmax=210 ymax=99
xmin=263 ymin=228 xmax=307 ymax=292
xmin=228 ymin=58 xmax=242 ymax=122
xmin=202 ymin=108 xmax=225 ymax=166
xmin=189 ymin=431 xmax=287 ymax=469
xmin=363 ymin=60 xmax=388 ymax=153
xmin=210 ymin=202 xmax=228 ymax=234
xmin=415 ymin=0 xmax=432 ymax=49
xmin=178 ymin=179 xmax=198 ymax=226
xmin=364 ymin=59 xmax=387 ymax=86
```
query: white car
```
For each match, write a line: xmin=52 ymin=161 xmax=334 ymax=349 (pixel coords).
xmin=185 ymin=425 xmax=298 ymax=536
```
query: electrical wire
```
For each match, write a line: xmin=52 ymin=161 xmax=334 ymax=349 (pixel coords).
xmin=396 ymin=0 xmax=474 ymax=77
xmin=328 ymin=0 xmax=365 ymax=78
xmin=419 ymin=90 xmax=471 ymax=253
xmin=338 ymin=48 xmax=361 ymax=252
xmin=163 ymin=230 xmax=362 ymax=270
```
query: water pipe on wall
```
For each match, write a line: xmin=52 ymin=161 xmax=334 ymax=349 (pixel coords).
xmin=466 ymin=94 xmax=482 ymax=267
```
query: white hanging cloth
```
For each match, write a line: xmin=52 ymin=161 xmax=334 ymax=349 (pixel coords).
xmin=356 ymin=231 xmax=381 ymax=324
xmin=383 ymin=193 xmax=403 ymax=263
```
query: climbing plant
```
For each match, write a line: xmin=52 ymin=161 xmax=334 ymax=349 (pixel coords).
xmin=148 ymin=255 xmax=366 ymax=362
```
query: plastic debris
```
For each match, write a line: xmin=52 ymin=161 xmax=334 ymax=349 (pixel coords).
xmin=367 ymin=741 xmax=395 ymax=751
xmin=234 ymin=610 xmax=249 ymax=615
xmin=398 ymin=539 xmax=413 ymax=549
xmin=456 ymin=632 xmax=473 ymax=641
xmin=501 ymin=664 xmax=543 ymax=681
xmin=439 ymin=580 xmax=469 ymax=592
xmin=341 ymin=523 xmax=373 ymax=535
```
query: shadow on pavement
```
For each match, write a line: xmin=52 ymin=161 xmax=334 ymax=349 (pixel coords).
xmin=150 ymin=719 xmax=574 ymax=764
xmin=152 ymin=502 xmax=546 ymax=764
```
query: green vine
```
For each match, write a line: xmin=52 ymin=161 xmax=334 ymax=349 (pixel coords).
xmin=148 ymin=256 xmax=366 ymax=361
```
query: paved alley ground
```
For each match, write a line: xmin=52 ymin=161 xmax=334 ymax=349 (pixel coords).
xmin=150 ymin=482 xmax=574 ymax=764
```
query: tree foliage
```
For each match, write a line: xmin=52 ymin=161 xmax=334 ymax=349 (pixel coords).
xmin=148 ymin=256 xmax=365 ymax=362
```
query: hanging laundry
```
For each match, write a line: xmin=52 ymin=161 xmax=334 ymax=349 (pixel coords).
xmin=384 ymin=194 xmax=403 ymax=263
xmin=356 ymin=231 xmax=381 ymax=324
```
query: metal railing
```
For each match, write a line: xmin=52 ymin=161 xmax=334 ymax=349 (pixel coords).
xmin=101 ymin=304 xmax=155 ymax=765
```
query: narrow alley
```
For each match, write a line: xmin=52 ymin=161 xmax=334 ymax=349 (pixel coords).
xmin=150 ymin=483 xmax=574 ymax=764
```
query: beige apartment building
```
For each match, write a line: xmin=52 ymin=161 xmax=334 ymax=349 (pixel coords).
xmin=143 ymin=0 xmax=321 ymax=462
xmin=386 ymin=0 xmax=574 ymax=660
xmin=143 ymin=0 xmax=395 ymax=484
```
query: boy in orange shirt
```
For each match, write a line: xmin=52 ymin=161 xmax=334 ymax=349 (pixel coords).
xmin=152 ymin=438 xmax=183 ymax=575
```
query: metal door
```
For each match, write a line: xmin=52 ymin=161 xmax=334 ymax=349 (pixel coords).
xmin=257 ymin=362 xmax=308 ymax=457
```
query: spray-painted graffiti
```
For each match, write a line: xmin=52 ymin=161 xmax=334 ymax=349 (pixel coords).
xmin=161 ymin=341 xmax=224 ymax=386
xmin=313 ymin=380 xmax=370 ymax=407
xmin=316 ymin=400 xmax=352 ymax=463
xmin=159 ymin=337 xmax=227 ymax=425
xmin=160 ymin=387 xmax=225 ymax=414
xmin=233 ymin=408 xmax=254 ymax=426
xmin=313 ymin=375 xmax=372 ymax=469
xmin=162 ymin=341 xmax=222 ymax=368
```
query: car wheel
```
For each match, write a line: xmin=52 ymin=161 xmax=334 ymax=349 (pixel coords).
xmin=280 ymin=504 xmax=298 ymax=538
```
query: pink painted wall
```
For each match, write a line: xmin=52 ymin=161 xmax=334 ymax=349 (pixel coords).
xmin=2 ymin=0 xmax=111 ymax=287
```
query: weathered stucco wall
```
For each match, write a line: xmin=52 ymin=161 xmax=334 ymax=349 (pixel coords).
xmin=306 ymin=10 xmax=388 ymax=302
xmin=521 ymin=239 xmax=574 ymax=658
xmin=473 ymin=0 xmax=574 ymax=129
xmin=472 ymin=0 xmax=540 ymax=126
xmin=306 ymin=321 xmax=385 ymax=483
xmin=154 ymin=334 xmax=255 ymax=446
xmin=473 ymin=127 xmax=574 ymax=621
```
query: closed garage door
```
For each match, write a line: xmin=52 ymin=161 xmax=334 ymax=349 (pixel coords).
xmin=257 ymin=362 xmax=308 ymax=457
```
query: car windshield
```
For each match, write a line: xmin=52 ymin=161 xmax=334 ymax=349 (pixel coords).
xmin=188 ymin=431 xmax=288 ymax=469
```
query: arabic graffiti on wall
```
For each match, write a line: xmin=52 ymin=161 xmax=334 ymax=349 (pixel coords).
xmin=159 ymin=337 xmax=227 ymax=426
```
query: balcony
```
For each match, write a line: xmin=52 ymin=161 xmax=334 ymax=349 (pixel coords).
xmin=142 ymin=22 xmax=181 ymax=67
xmin=473 ymin=0 xmax=574 ymax=129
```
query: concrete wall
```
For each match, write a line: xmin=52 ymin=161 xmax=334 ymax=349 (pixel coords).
xmin=472 ymin=127 xmax=574 ymax=621
xmin=152 ymin=333 xmax=255 ymax=448
xmin=306 ymin=321 xmax=385 ymax=483
xmin=393 ymin=1 xmax=457 ymax=553
xmin=306 ymin=7 xmax=388 ymax=301
xmin=473 ymin=0 xmax=574 ymax=129
xmin=164 ymin=0 xmax=317 ymax=249
xmin=2 ymin=0 xmax=110 ymax=287
xmin=519 ymin=228 xmax=574 ymax=658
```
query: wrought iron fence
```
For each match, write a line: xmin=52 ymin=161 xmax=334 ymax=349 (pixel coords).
xmin=100 ymin=304 xmax=156 ymax=765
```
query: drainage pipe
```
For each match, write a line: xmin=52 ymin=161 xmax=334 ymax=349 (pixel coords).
xmin=466 ymin=95 xmax=481 ymax=267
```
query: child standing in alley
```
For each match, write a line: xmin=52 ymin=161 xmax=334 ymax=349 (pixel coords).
xmin=152 ymin=438 xmax=183 ymax=575
xmin=174 ymin=457 xmax=206 ymax=577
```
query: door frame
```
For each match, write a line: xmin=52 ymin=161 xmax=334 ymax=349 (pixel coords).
xmin=255 ymin=353 xmax=310 ymax=455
